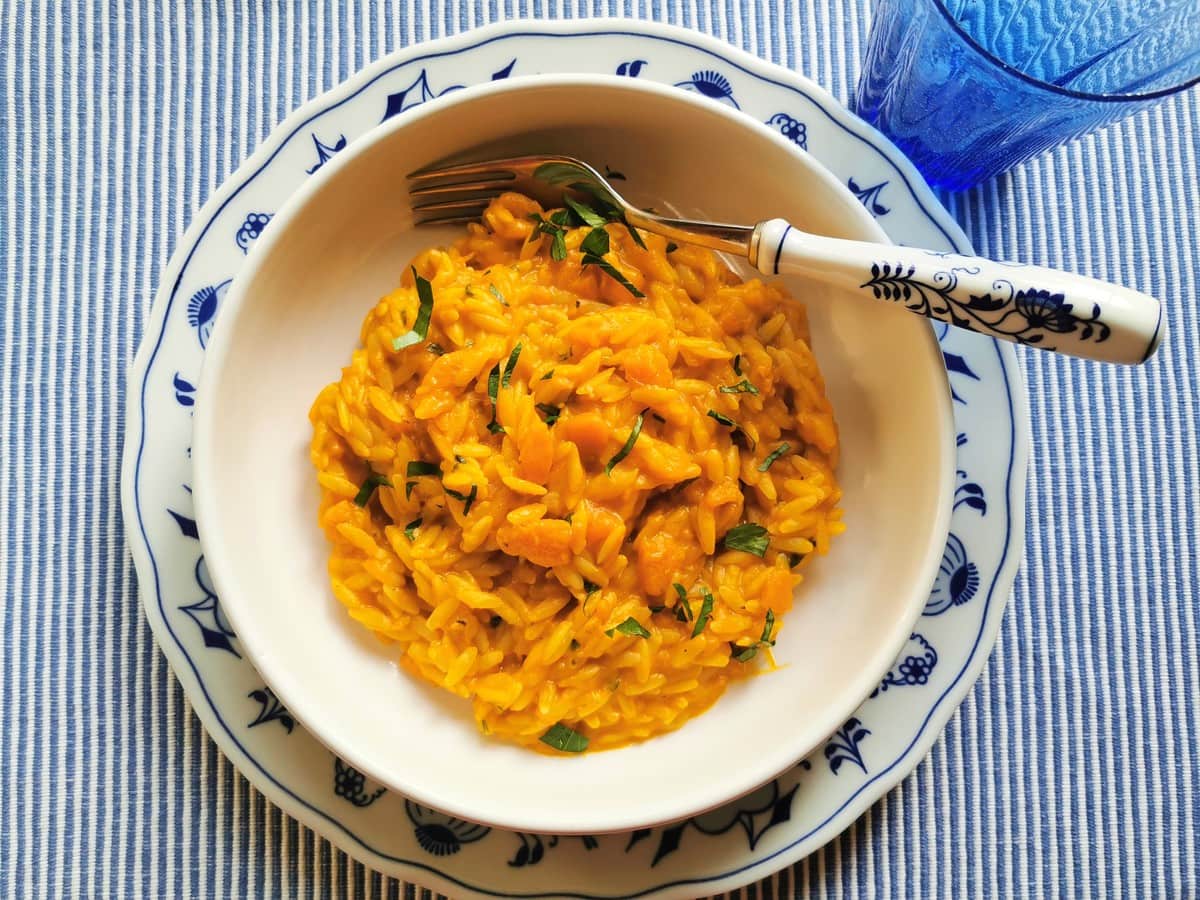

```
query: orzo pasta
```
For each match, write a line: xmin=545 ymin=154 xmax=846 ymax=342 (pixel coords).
xmin=309 ymin=193 xmax=844 ymax=753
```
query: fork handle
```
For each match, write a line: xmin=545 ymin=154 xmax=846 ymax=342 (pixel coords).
xmin=752 ymin=219 xmax=1163 ymax=365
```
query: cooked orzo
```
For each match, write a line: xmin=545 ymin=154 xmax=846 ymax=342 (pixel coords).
xmin=309 ymin=193 xmax=844 ymax=753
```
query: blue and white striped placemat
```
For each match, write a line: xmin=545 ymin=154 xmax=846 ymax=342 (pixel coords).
xmin=1 ymin=2 xmax=1196 ymax=897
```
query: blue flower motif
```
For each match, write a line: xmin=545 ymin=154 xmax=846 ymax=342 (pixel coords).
xmin=765 ymin=113 xmax=807 ymax=149
xmin=1013 ymin=288 xmax=1075 ymax=333
xmin=186 ymin=279 xmax=231 ymax=349
xmin=235 ymin=213 xmax=272 ymax=254
xmin=405 ymin=800 xmax=490 ymax=855
xmin=925 ymin=533 xmax=980 ymax=615
xmin=898 ymin=654 xmax=932 ymax=685
xmin=871 ymin=633 xmax=939 ymax=695
xmin=673 ymin=70 xmax=740 ymax=108
xmin=334 ymin=758 xmax=386 ymax=807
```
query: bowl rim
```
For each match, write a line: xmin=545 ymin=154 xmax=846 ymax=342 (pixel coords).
xmin=191 ymin=71 xmax=957 ymax=835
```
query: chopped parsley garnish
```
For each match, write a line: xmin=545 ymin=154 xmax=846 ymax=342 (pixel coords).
xmin=724 ymin=523 xmax=770 ymax=557
xmin=623 ymin=218 xmax=648 ymax=250
xmin=540 ymin=722 xmax=588 ymax=753
xmin=582 ymin=579 xmax=600 ymax=596
xmin=540 ymin=369 xmax=555 ymax=381
xmin=402 ymin=517 xmax=422 ymax=541
xmin=564 ymin=195 xmax=606 ymax=227
xmin=665 ymin=242 xmax=678 ymax=253
xmin=444 ymin=484 xmax=478 ymax=515
xmin=427 ymin=342 xmax=446 ymax=356
xmin=672 ymin=583 xmax=694 ymax=622
xmin=405 ymin=481 xmax=417 ymax=500
xmin=406 ymin=460 xmax=440 ymax=478
xmin=583 ymin=253 xmax=644 ymax=297
xmin=354 ymin=472 xmax=391 ymax=507
xmin=691 ymin=587 xmax=715 ymax=637
xmin=529 ymin=213 xmax=569 ymax=261
xmin=606 ymin=617 xmax=651 ymax=639
xmin=732 ymin=354 xmax=742 ymax=375
xmin=486 ymin=363 xmax=504 ymax=434
xmin=604 ymin=409 xmax=647 ymax=475
xmin=580 ymin=226 xmax=610 ymax=257
xmin=501 ymin=343 xmax=522 ymax=388
xmin=536 ymin=403 xmax=561 ymax=426
xmin=720 ymin=379 xmax=759 ymax=396
xmin=707 ymin=410 xmax=737 ymax=428
xmin=393 ymin=267 xmax=435 ymax=350
xmin=758 ymin=443 xmax=791 ymax=472
xmin=488 ymin=284 xmax=506 ymax=305
xmin=731 ymin=610 xmax=777 ymax=662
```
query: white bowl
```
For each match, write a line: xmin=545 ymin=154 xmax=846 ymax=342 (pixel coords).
xmin=192 ymin=75 xmax=955 ymax=836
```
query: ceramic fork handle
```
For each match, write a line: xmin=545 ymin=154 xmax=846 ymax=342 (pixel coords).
xmin=752 ymin=219 xmax=1164 ymax=365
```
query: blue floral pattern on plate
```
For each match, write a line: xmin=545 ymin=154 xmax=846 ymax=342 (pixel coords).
xmin=122 ymin=21 xmax=1026 ymax=900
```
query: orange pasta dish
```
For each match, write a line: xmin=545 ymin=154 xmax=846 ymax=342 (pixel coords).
xmin=308 ymin=193 xmax=844 ymax=754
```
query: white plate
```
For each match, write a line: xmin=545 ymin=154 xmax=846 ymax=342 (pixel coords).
xmin=121 ymin=19 xmax=1028 ymax=899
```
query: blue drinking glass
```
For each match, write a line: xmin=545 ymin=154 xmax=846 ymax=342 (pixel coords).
xmin=855 ymin=0 xmax=1200 ymax=190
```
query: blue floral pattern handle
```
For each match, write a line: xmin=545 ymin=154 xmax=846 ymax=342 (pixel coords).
xmin=753 ymin=219 xmax=1163 ymax=364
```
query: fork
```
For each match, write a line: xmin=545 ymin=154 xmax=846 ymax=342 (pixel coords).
xmin=408 ymin=155 xmax=1162 ymax=365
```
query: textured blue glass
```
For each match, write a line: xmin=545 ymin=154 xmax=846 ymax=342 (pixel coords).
xmin=856 ymin=0 xmax=1200 ymax=190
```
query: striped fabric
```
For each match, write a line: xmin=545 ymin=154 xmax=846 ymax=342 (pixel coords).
xmin=1 ymin=1 xmax=1196 ymax=898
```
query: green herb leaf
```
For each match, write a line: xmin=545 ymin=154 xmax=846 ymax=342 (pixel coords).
xmin=531 ymin=214 xmax=569 ymax=261
xmin=403 ymin=517 xmax=422 ymax=541
xmin=405 ymin=481 xmax=416 ymax=500
xmin=731 ymin=643 xmax=759 ymax=662
xmin=486 ymin=363 xmax=504 ymax=434
xmin=488 ymin=284 xmax=506 ymax=305
xmin=427 ymin=342 xmax=446 ymax=356
xmin=720 ymin=379 xmax=760 ymax=396
xmin=582 ymin=579 xmax=600 ymax=596
xmin=540 ymin=369 xmax=555 ymax=381
xmin=605 ymin=617 xmax=651 ymax=639
xmin=444 ymin=484 xmax=478 ymax=515
xmin=581 ymin=252 xmax=645 ymax=298
xmin=564 ymin=195 xmax=606 ymax=227
xmin=761 ymin=609 xmax=776 ymax=645
xmin=623 ymin=217 xmax=648 ymax=249
xmin=605 ymin=409 xmax=646 ymax=475
xmin=732 ymin=353 xmax=742 ymax=375
xmin=707 ymin=410 xmax=737 ymax=428
xmin=536 ymin=403 xmax=562 ymax=426
xmin=732 ymin=610 xmax=777 ymax=662
xmin=501 ymin=343 xmax=523 ymax=388
xmin=665 ymin=242 xmax=678 ymax=253
xmin=354 ymin=472 xmax=391 ymax=507
xmin=672 ymin=583 xmax=694 ymax=622
xmin=540 ymin=722 xmax=589 ymax=753
xmin=724 ymin=523 xmax=770 ymax=557
xmin=691 ymin=588 xmax=715 ymax=637
xmin=393 ymin=267 xmax=435 ymax=350
xmin=580 ymin=226 xmax=610 ymax=258
xmin=406 ymin=460 xmax=440 ymax=478
xmin=758 ymin=443 xmax=791 ymax=472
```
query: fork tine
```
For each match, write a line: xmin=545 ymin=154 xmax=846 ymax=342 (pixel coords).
xmin=408 ymin=161 xmax=517 ymax=183
xmin=412 ymin=212 xmax=486 ymax=227
xmin=409 ymin=179 xmax=512 ymax=199
xmin=411 ymin=199 xmax=489 ymax=225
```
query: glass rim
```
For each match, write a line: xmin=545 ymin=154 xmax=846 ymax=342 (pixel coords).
xmin=929 ymin=0 xmax=1200 ymax=103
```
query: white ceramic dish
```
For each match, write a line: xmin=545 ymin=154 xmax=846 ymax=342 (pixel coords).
xmin=123 ymin=19 xmax=1027 ymax=898
xmin=190 ymin=75 xmax=955 ymax=836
